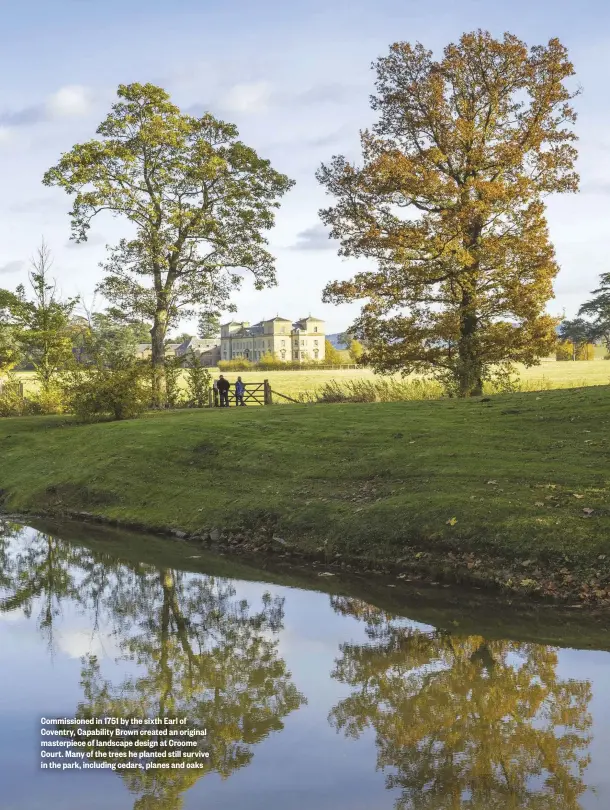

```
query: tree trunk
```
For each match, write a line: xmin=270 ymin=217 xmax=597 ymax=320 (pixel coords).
xmin=151 ymin=307 xmax=168 ymax=407
xmin=457 ymin=303 xmax=483 ymax=397
xmin=456 ymin=218 xmax=483 ymax=397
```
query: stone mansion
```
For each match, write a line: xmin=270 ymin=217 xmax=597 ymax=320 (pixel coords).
xmin=220 ymin=316 xmax=325 ymax=363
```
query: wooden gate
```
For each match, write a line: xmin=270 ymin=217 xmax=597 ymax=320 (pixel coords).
xmin=0 ymin=379 xmax=24 ymax=397
xmin=208 ymin=379 xmax=273 ymax=406
xmin=240 ymin=381 xmax=268 ymax=405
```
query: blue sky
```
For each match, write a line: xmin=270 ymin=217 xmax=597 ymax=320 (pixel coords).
xmin=1 ymin=0 xmax=610 ymax=333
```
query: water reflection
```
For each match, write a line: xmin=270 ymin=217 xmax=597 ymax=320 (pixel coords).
xmin=0 ymin=524 xmax=306 ymax=809
xmin=329 ymin=597 xmax=593 ymax=810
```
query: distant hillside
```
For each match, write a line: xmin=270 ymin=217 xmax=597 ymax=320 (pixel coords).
xmin=327 ymin=332 xmax=350 ymax=350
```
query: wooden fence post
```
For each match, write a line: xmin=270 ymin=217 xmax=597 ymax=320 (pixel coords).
xmin=264 ymin=379 xmax=272 ymax=405
xmin=208 ymin=388 xmax=213 ymax=408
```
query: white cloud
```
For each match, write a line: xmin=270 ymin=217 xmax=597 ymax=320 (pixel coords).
xmin=0 ymin=259 xmax=25 ymax=274
xmin=290 ymin=223 xmax=337 ymax=251
xmin=0 ymin=608 xmax=27 ymax=623
xmin=46 ymin=85 xmax=93 ymax=119
xmin=57 ymin=629 xmax=118 ymax=659
xmin=222 ymin=81 xmax=273 ymax=114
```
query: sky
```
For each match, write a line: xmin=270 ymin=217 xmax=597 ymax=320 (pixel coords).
xmin=1 ymin=0 xmax=610 ymax=335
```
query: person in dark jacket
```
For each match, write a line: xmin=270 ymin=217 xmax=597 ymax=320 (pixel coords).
xmin=217 ymin=375 xmax=230 ymax=407
xmin=235 ymin=377 xmax=246 ymax=406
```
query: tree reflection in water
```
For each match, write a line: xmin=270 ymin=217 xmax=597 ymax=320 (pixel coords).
xmin=328 ymin=596 xmax=593 ymax=810
xmin=0 ymin=526 xmax=306 ymax=809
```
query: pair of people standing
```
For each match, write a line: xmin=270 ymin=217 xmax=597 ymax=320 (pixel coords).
xmin=213 ymin=375 xmax=246 ymax=407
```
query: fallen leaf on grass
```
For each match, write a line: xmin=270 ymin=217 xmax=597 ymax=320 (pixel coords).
xmin=573 ymin=493 xmax=584 ymax=499
xmin=318 ymin=572 xmax=335 ymax=577
xmin=583 ymin=508 xmax=594 ymax=517
xmin=487 ymin=480 xmax=497 ymax=485
xmin=535 ymin=502 xmax=545 ymax=507
xmin=446 ymin=517 xmax=458 ymax=526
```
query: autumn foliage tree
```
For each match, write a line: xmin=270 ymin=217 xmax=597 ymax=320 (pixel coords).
xmin=43 ymin=83 xmax=294 ymax=406
xmin=318 ymin=31 xmax=579 ymax=396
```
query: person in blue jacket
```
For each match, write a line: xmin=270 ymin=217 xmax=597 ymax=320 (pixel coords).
xmin=235 ymin=377 xmax=246 ymax=406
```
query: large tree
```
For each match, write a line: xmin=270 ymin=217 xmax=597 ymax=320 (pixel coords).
xmin=0 ymin=290 xmax=22 ymax=375
xmin=43 ymin=83 xmax=294 ymax=406
xmin=318 ymin=31 xmax=579 ymax=396
xmin=578 ymin=272 xmax=610 ymax=353
xmin=557 ymin=317 xmax=596 ymax=361
xmin=1 ymin=240 xmax=78 ymax=390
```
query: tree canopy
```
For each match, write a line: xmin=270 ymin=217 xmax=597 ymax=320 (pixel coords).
xmin=578 ymin=272 xmax=610 ymax=352
xmin=0 ymin=240 xmax=78 ymax=389
xmin=557 ymin=317 xmax=597 ymax=360
xmin=43 ymin=82 xmax=294 ymax=405
xmin=318 ymin=31 xmax=579 ymax=396
xmin=197 ymin=311 xmax=221 ymax=339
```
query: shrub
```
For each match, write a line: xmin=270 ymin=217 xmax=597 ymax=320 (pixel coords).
xmin=185 ymin=352 xmax=212 ymax=407
xmin=27 ymin=385 xmax=66 ymax=415
xmin=313 ymin=378 xmax=445 ymax=403
xmin=218 ymin=358 xmax=253 ymax=372
xmin=0 ymin=374 xmax=27 ymax=417
xmin=63 ymin=359 xmax=151 ymax=421
xmin=164 ymin=355 xmax=185 ymax=408
xmin=257 ymin=351 xmax=283 ymax=370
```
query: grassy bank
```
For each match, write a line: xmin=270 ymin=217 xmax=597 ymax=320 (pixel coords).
xmin=2 ymin=386 xmax=610 ymax=603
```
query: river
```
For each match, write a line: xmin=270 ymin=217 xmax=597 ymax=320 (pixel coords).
xmin=1 ymin=517 xmax=610 ymax=809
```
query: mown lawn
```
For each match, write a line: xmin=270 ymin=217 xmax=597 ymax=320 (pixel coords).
xmin=1 ymin=386 xmax=610 ymax=578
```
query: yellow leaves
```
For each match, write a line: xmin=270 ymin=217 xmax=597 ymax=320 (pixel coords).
xmin=534 ymin=501 xmax=545 ymax=507
xmin=446 ymin=517 xmax=458 ymax=526
xmin=572 ymin=493 xmax=584 ymax=499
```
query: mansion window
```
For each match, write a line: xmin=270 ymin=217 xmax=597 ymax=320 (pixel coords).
xmin=314 ymin=327 xmax=318 ymax=332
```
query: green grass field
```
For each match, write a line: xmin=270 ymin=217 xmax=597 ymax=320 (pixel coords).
xmin=2 ymin=385 xmax=610 ymax=602
xmin=14 ymin=357 xmax=610 ymax=400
